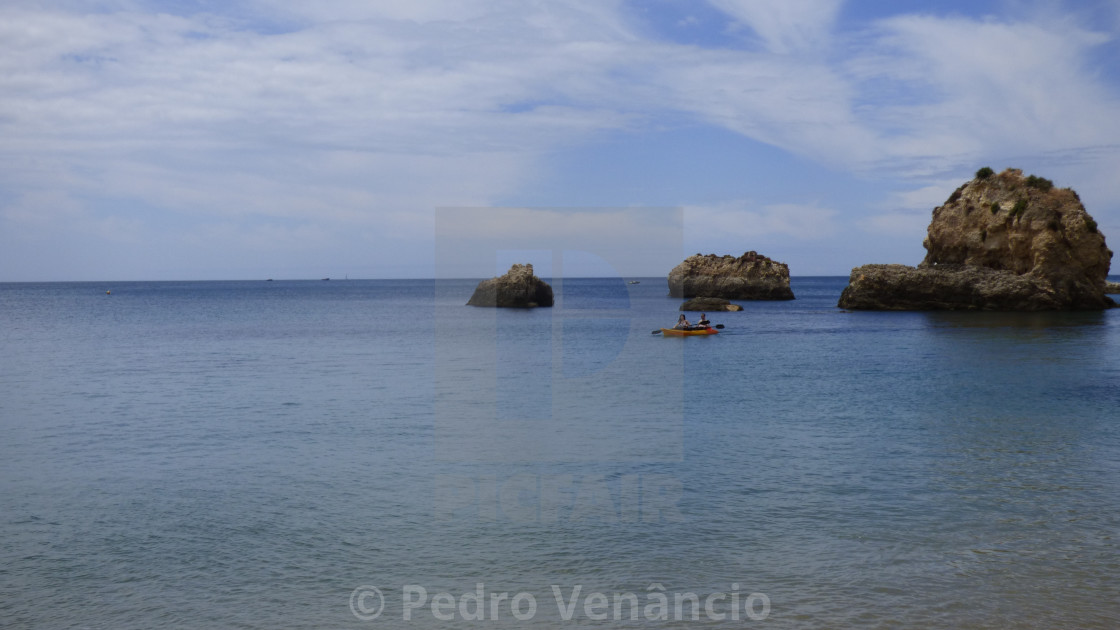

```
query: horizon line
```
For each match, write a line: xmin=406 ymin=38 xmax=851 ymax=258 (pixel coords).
xmin=0 ymin=274 xmax=867 ymax=284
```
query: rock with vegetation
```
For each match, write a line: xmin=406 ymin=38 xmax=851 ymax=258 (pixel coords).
xmin=1106 ymin=282 xmax=1120 ymax=294
xmin=679 ymin=297 xmax=744 ymax=312
xmin=668 ymin=252 xmax=794 ymax=300
xmin=467 ymin=263 xmax=554 ymax=307
xmin=840 ymin=168 xmax=1114 ymax=310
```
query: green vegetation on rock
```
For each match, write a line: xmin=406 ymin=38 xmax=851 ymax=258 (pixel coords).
xmin=1025 ymin=175 xmax=1054 ymax=191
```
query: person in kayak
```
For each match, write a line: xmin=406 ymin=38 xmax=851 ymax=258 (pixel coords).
xmin=674 ymin=314 xmax=692 ymax=329
xmin=697 ymin=313 xmax=711 ymax=327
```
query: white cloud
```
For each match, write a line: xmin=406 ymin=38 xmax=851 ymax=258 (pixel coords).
xmin=858 ymin=212 xmax=929 ymax=239
xmin=0 ymin=2 xmax=635 ymax=262
xmin=885 ymin=181 xmax=960 ymax=212
xmin=684 ymin=200 xmax=839 ymax=240
xmin=6 ymin=2 xmax=1113 ymax=200
xmin=2 ymin=189 xmax=144 ymax=244
xmin=707 ymin=0 xmax=843 ymax=54
xmin=434 ymin=207 xmax=683 ymax=278
xmin=858 ymin=179 xmax=966 ymax=238
xmin=648 ymin=49 xmax=879 ymax=164
xmin=2 ymin=191 xmax=86 ymax=230
xmin=848 ymin=15 xmax=1120 ymax=170
xmin=1 ymin=1 xmax=1118 ymax=278
xmin=183 ymin=220 xmax=333 ymax=253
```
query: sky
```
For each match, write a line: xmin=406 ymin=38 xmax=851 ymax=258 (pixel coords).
xmin=2 ymin=0 xmax=1119 ymax=280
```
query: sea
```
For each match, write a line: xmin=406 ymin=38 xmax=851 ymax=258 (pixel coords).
xmin=2 ymin=276 xmax=1119 ymax=629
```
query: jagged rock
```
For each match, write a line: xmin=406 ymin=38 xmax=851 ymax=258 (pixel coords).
xmin=680 ymin=297 xmax=744 ymax=312
xmin=1107 ymin=282 xmax=1120 ymax=294
xmin=840 ymin=168 xmax=1114 ymax=310
xmin=467 ymin=263 xmax=553 ymax=307
xmin=668 ymin=251 xmax=794 ymax=300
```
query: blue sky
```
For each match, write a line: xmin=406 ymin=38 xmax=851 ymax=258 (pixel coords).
xmin=2 ymin=0 xmax=1118 ymax=280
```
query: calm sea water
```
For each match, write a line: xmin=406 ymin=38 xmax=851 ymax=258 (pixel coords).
xmin=2 ymin=277 xmax=1119 ymax=629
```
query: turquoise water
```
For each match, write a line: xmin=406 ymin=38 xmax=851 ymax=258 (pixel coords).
xmin=2 ymin=278 xmax=1119 ymax=628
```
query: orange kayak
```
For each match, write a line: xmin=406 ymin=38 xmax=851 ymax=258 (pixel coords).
xmin=660 ymin=327 xmax=718 ymax=336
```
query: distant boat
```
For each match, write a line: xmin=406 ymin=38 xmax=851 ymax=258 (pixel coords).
xmin=628 ymin=280 xmax=640 ymax=284
xmin=322 ymin=278 xmax=330 ymax=281
xmin=266 ymin=279 xmax=273 ymax=282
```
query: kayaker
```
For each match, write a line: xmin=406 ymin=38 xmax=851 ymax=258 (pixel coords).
xmin=697 ymin=313 xmax=711 ymax=327
xmin=674 ymin=314 xmax=692 ymax=329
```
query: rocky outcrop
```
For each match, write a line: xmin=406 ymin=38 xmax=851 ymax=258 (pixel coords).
xmin=1107 ymin=282 xmax=1120 ymax=294
xmin=840 ymin=168 xmax=1114 ymax=310
xmin=838 ymin=264 xmax=1057 ymax=310
xmin=467 ymin=263 xmax=553 ymax=307
xmin=668 ymin=252 xmax=794 ymax=300
xmin=680 ymin=297 xmax=744 ymax=312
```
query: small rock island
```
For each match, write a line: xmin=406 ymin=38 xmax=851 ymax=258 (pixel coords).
xmin=467 ymin=263 xmax=554 ymax=308
xmin=839 ymin=168 xmax=1114 ymax=311
xmin=668 ymin=251 xmax=794 ymax=300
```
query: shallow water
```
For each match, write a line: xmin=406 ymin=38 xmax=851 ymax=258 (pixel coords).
xmin=1 ymin=277 xmax=1118 ymax=628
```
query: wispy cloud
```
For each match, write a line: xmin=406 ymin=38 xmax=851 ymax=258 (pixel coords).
xmin=0 ymin=1 xmax=1116 ymax=279
xmin=434 ymin=207 xmax=682 ymax=278
xmin=685 ymin=200 xmax=839 ymax=240
xmin=707 ymin=0 xmax=842 ymax=54
xmin=847 ymin=13 xmax=1119 ymax=171
xmin=0 ymin=2 xmax=635 ymax=274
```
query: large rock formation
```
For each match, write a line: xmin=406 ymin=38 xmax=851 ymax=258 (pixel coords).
xmin=679 ymin=297 xmax=744 ymax=312
xmin=467 ymin=263 xmax=554 ymax=307
xmin=840 ymin=168 xmax=1114 ymax=310
xmin=838 ymin=264 xmax=1057 ymax=310
xmin=668 ymin=252 xmax=794 ymax=300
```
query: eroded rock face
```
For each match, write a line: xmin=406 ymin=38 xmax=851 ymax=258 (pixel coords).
xmin=840 ymin=169 xmax=1114 ymax=310
xmin=679 ymin=297 xmax=744 ymax=312
xmin=467 ymin=263 xmax=554 ymax=307
xmin=668 ymin=252 xmax=794 ymax=300
xmin=838 ymin=264 xmax=1056 ymax=310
